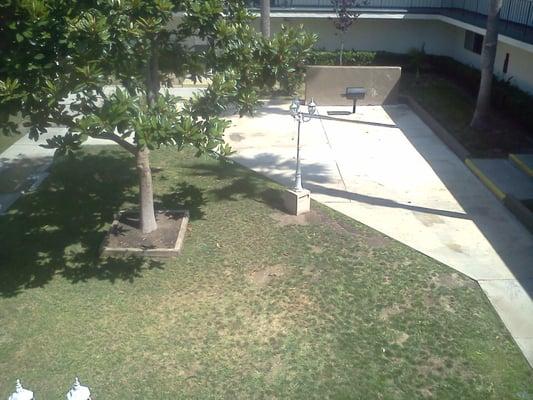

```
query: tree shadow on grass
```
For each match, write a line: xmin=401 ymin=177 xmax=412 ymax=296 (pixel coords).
xmin=182 ymin=160 xmax=288 ymax=213
xmin=158 ymin=181 xmax=207 ymax=220
xmin=0 ymin=149 xmax=164 ymax=298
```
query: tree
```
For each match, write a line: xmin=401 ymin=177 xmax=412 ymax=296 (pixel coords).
xmin=261 ymin=25 xmax=317 ymax=94
xmin=260 ymin=0 xmax=270 ymax=38
xmin=408 ymin=44 xmax=426 ymax=82
xmin=331 ymin=0 xmax=362 ymax=66
xmin=0 ymin=0 xmax=315 ymax=234
xmin=470 ymin=0 xmax=503 ymax=130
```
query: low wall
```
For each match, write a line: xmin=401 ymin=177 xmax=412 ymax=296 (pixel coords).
xmin=304 ymin=66 xmax=402 ymax=106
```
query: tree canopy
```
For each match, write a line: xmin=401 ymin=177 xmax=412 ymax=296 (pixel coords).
xmin=0 ymin=0 xmax=316 ymax=232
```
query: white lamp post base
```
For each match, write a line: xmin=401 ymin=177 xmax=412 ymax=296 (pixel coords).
xmin=282 ymin=188 xmax=311 ymax=216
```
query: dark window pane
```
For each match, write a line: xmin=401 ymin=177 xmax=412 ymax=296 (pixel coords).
xmin=464 ymin=30 xmax=484 ymax=54
xmin=473 ymin=33 xmax=484 ymax=54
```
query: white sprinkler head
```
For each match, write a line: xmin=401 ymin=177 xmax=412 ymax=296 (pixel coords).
xmin=66 ymin=377 xmax=91 ymax=400
xmin=307 ymin=98 xmax=317 ymax=115
xmin=8 ymin=379 xmax=34 ymax=400
xmin=289 ymin=97 xmax=300 ymax=116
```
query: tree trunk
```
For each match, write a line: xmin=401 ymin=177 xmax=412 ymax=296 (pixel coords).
xmin=146 ymin=42 xmax=160 ymax=107
xmin=136 ymin=147 xmax=157 ymax=233
xmin=260 ymin=0 xmax=270 ymax=38
xmin=470 ymin=0 xmax=502 ymax=130
xmin=137 ymin=40 xmax=160 ymax=234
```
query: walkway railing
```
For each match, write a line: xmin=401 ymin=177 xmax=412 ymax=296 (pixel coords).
xmin=248 ymin=0 xmax=533 ymax=32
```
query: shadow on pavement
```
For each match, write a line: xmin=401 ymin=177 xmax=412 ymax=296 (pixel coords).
xmin=230 ymin=152 xmax=470 ymax=221
xmin=384 ymin=105 xmax=533 ymax=298
xmin=0 ymin=157 xmax=52 ymax=194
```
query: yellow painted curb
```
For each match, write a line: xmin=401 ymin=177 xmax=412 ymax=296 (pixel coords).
xmin=509 ymin=154 xmax=533 ymax=177
xmin=465 ymin=159 xmax=506 ymax=201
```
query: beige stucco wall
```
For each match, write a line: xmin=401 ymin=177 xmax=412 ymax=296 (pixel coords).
xmin=496 ymin=42 xmax=533 ymax=94
xmin=445 ymin=23 xmax=533 ymax=93
xmin=256 ymin=16 xmax=533 ymax=94
xmin=305 ymin=66 xmax=402 ymax=105
xmin=269 ymin=18 xmax=455 ymax=55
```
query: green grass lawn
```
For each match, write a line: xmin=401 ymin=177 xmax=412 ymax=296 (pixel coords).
xmin=0 ymin=146 xmax=531 ymax=399
xmin=401 ymin=74 xmax=532 ymax=158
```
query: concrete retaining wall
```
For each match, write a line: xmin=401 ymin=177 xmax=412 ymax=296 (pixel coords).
xmin=305 ymin=66 xmax=401 ymax=106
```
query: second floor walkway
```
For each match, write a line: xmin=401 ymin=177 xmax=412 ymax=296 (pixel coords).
xmin=249 ymin=0 xmax=533 ymax=46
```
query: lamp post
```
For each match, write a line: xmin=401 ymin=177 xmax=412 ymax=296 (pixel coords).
xmin=289 ymin=97 xmax=316 ymax=192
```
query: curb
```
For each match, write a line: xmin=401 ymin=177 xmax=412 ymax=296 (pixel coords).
xmin=398 ymin=95 xmax=471 ymax=161
xmin=464 ymin=159 xmax=506 ymax=201
xmin=509 ymin=154 xmax=533 ymax=177
xmin=503 ymin=195 xmax=533 ymax=234
xmin=401 ymin=94 xmax=533 ymax=235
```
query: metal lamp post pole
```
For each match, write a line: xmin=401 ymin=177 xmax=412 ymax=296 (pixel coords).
xmin=294 ymin=117 xmax=303 ymax=191
xmin=289 ymin=97 xmax=317 ymax=192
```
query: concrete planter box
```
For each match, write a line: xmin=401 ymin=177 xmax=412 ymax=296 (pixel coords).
xmin=100 ymin=210 xmax=189 ymax=258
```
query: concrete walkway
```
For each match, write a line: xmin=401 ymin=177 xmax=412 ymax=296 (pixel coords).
xmin=225 ymin=100 xmax=533 ymax=367
xmin=1 ymin=129 xmax=56 ymax=213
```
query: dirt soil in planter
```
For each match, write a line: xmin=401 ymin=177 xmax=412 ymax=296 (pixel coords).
xmin=107 ymin=211 xmax=185 ymax=250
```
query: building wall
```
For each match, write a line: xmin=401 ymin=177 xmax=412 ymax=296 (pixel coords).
xmin=436 ymin=23 xmax=533 ymax=93
xmin=263 ymin=16 xmax=533 ymax=94
xmin=496 ymin=42 xmax=533 ymax=94
xmin=269 ymin=18 xmax=455 ymax=55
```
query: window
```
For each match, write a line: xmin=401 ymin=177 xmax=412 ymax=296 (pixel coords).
xmin=503 ymin=53 xmax=510 ymax=74
xmin=464 ymin=30 xmax=484 ymax=54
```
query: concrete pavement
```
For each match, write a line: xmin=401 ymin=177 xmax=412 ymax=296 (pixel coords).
xmin=225 ymin=100 xmax=533 ymax=367
xmin=0 ymin=130 xmax=55 ymax=213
